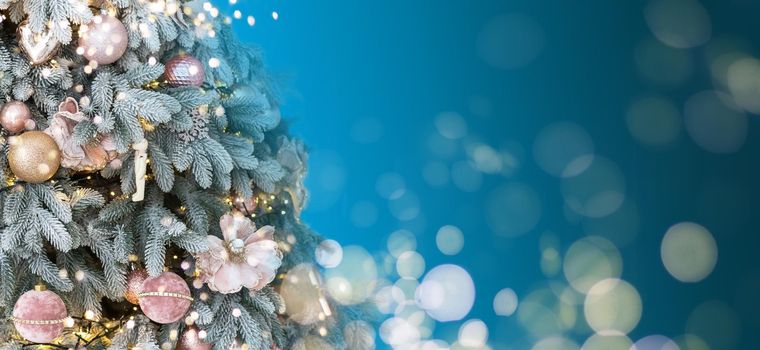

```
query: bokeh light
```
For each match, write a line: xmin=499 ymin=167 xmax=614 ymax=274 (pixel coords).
xmin=493 ymin=288 xmax=519 ymax=316
xmin=416 ymin=264 xmax=475 ymax=322
xmin=644 ymin=0 xmax=711 ymax=48
xmin=315 ymin=239 xmax=343 ymax=268
xmin=435 ymin=225 xmax=465 ymax=256
xmin=561 ymin=156 xmax=626 ymax=218
xmin=325 ymin=246 xmax=378 ymax=305
xmin=631 ymin=335 xmax=679 ymax=350
xmin=686 ymin=300 xmax=741 ymax=349
xmin=458 ymin=319 xmax=489 ymax=348
xmin=583 ymin=279 xmax=642 ymax=334
xmin=582 ymin=333 xmax=633 ymax=350
xmin=660 ymin=222 xmax=718 ymax=283
xmin=563 ymin=236 xmax=623 ymax=293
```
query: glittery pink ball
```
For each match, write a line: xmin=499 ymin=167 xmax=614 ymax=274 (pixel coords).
xmin=78 ymin=15 xmax=128 ymax=65
xmin=176 ymin=326 xmax=212 ymax=350
xmin=164 ymin=55 xmax=205 ymax=87
xmin=0 ymin=101 xmax=32 ymax=134
xmin=124 ymin=268 xmax=149 ymax=305
xmin=139 ymin=271 xmax=192 ymax=324
xmin=12 ymin=290 xmax=67 ymax=343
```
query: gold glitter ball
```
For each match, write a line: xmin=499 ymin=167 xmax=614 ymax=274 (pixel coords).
xmin=8 ymin=131 xmax=60 ymax=183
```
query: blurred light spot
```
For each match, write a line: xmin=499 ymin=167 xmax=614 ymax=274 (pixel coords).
xmin=458 ymin=319 xmax=489 ymax=348
xmin=707 ymin=42 xmax=751 ymax=89
xmin=380 ymin=317 xmax=420 ymax=347
xmin=561 ymin=156 xmax=626 ymax=218
xmin=350 ymin=117 xmax=384 ymax=144
xmin=294 ymin=336 xmax=334 ymax=350
xmin=477 ymin=13 xmax=545 ymax=69
xmin=631 ymin=335 xmax=679 ymax=350
xmin=533 ymin=122 xmax=594 ymax=177
xmin=343 ymin=320 xmax=376 ymax=350
xmin=422 ymin=161 xmax=450 ymax=187
xmin=582 ymin=333 xmax=633 ymax=350
xmin=376 ymin=172 xmax=407 ymax=200
xmin=584 ymin=279 xmax=642 ymax=334
xmin=532 ymin=336 xmax=579 ymax=350
xmin=436 ymin=225 xmax=465 ymax=255
xmin=435 ymin=112 xmax=468 ymax=139
xmin=582 ymin=199 xmax=640 ymax=247
xmin=674 ymin=334 xmax=710 ymax=350
xmin=625 ymin=96 xmax=681 ymax=146
xmin=280 ymin=264 xmax=326 ymax=325
xmin=416 ymin=264 xmax=475 ymax=322
xmin=493 ymin=288 xmax=518 ymax=316
xmin=389 ymin=191 xmax=421 ymax=221
xmin=315 ymin=239 xmax=343 ymax=268
xmin=644 ymin=0 xmax=711 ymax=48
xmin=396 ymin=251 xmax=425 ymax=279
xmin=564 ymin=236 xmax=623 ymax=294
xmin=540 ymin=246 xmax=562 ymax=277
xmin=726 ymin=57 xmax=760 ymax=113
xmin=387 ymin=230 xmax=417 ymax=258
xmin=451 ymin=161 xmax=483 ymax=192
xmin=374 ymin=285 xmax=401 ymax=314
xmin=486 ymin=182 xmax=541 ymax=237
xmin=469 ymin=143 xmax=503 ymax=173
xmin=684 ymin=90 xmax=747 ymax=154
xmin=518 ymin=286 xmax=576 ymax=337
xmin=634 ymin=39 xmax=694 ymax=87
xmin=325 ymin=246 xmax=378 ymax=305
xmin=686 ymin=300 xmax=741 ymax=349
xmin=661 ymin=222 xmax=717 ymax=282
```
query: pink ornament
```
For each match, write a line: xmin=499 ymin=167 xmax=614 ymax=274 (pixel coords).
xmin=78 ymin=14 xmax=128 ymax=65
xmin=44 ymin=97 xmax=118 ymax=172
xmin=12 ymin=289 xmax=67 ymax=343
xmin=124 ymin=268 xmax=149 ymax=305
xmin=0 ymin=101 xmax=32 ymax=134
xmin=195 ymin=213 xmax=282 ymax=294
xmin=176 ymin=325 xmax=212 ymax=350
xmin=139 ymin=271 xmax=193 ymax=324
xmin=164 ymin=55 xmax=205 ymax=87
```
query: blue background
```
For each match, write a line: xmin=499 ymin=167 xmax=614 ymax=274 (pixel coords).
xmin=221 ymin=0 xmax=760 ymax=348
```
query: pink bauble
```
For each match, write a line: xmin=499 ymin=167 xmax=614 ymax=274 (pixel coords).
xmin=139 ymin=271 xmax=193 ymax=324
xmin=0 ymin=101 xmax=32 ymax=134
xmin=124 ymin=268 xmax=149 ymax=305
xmin=78 ymin=14 xmax=128 ymax=65
xmin=12 ymin=289 xmax=67 ymax=343
xmin=176 ymin=325 xmax=212 ymax=350
xmin=164 ymin=55 xmax=205 ymax=87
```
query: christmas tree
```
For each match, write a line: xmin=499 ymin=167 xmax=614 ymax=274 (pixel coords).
xmin=0 ymin=0 xmax=371 ymax=349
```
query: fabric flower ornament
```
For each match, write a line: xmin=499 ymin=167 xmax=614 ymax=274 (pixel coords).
xmin=44 ymin=97 xmax=118 ymax=172
xmin=196 ymin=213 xmax=282 ymax=294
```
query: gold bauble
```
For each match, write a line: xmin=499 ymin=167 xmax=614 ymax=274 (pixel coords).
xmin=8 ymin=131 xmax=61 ymax=183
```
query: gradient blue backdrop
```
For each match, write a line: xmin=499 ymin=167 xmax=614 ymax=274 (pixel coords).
xmin=218 ymin=1 xmax=760 ymax=348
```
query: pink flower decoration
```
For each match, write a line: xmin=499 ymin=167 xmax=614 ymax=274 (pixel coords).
xmin=196 ymin=213 xmax=282 ymax=294
xmin=44 ymin=97 xmax=118 ymax=172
